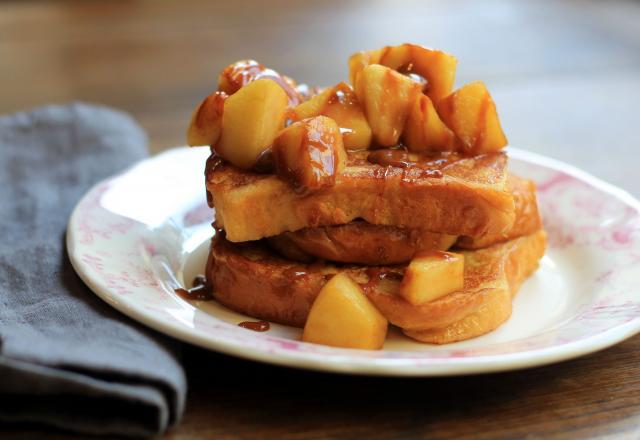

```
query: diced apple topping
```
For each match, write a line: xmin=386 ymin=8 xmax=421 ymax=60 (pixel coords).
xmin=272 ymin=116 xmax=346 ymax=193
xmin=403 ymin=94 xmax=457 ymax=153
xmin=186 ymin=91 xmax=227 ymax=147
xmin=303 ymin=273 xmax=388 ymax=350
xmin=436 ymin=81 xmax=508 ymax=155
xmin=355 ymin=64 xmax=422 ymax=147
xmin=399 ymin=251 xmax=465 ymax=305
xmin=292 ymin=82 xmax=372 ymax=149
xmin=218 ymin=59 xmax=302 ymax=106
xmin=349 ymin=44 xmax=457 ymax=102
xmin=348 ymin=48 xmax=384 ymax=89
xmin=215 ymin=79 xmax=289 ymax=169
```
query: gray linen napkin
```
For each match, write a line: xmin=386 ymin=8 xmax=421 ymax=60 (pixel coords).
xmin=0 ymin=103 xmax=186 ymax=437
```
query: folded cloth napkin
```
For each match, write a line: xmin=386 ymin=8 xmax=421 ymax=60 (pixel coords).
xmin=0 ymin=104 xmax=186 ymax=437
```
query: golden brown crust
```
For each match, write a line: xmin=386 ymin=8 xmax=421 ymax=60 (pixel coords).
xmin=206 ymin=150 xmax=515 ymax=242
xmin=404 ymin=229 xmax=546 ymax=343
xmin=207 ymin=230 xmax=546 ymax=341
xmin=457 ymin=175 xmax=541 ymax=249
xmin=266 ymin=174 xmax=540 ymax=264
xmin=267 ymin=222 xmax=457 ymax=265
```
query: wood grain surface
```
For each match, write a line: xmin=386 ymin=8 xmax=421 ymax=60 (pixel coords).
xmin=2 ymin=0 xmax=640 ymax=439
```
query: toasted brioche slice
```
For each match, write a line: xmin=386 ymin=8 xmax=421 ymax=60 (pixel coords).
xmin=404 ymin=228 xmax=544 ymax=343
xmin=207 ymin=230 xmax=546 ymax=342
xmin=206 ymin=150 xmax=515 ymax=242
xmin=458 ymin=175 xmax=541 ymax=249
xmin=267 ymin=221 xmax=457 ymax=265
xmin=267 ymin=174 xmax=540 ymax=264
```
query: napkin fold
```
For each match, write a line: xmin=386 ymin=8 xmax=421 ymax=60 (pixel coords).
xmin=0 ymin=104 xmax=186 ymax=437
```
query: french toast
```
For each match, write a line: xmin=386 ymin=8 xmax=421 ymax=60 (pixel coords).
xmin=188 ymin=44 xmax=545 ymax=348
xmin=267 ymin=174 xmax=540 ymax=264
xmin=267 ymin=221 xmax=457 ymax=265
xmin=206 ymin=149 xmax=515 ymax=243
xmin=207 ymin=230 xmax=546 ymax=341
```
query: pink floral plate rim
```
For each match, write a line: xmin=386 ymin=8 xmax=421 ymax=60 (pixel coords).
xmin=66 ymin=147 xmax=640 ymax=376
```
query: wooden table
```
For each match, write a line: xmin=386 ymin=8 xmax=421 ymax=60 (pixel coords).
xmin=2 ymin=1 xmax=640 ymax=438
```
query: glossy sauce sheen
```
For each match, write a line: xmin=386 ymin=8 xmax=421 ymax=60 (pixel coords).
xmin=273 ymin=119 xmax=340 ymax=194
xmin=306 ymin=124 xmax=338 ymax=183
xmin=174 ymin=275 xmax=213 ymax=301
xmin=238 ymin=320 xmax=271 ymax=332
xmin=362 ymin=267 xmax=404 ymax=292
xmin=253 ymin=148 xmax=276 ymax=174
xmin=204 ymin=151 xmax=225 ymax=208
xmin=366 ymin=148 xmax=463 ymax=178
xmin=378 ymin=44 xmax=435 ymax=96
xmin=398 ymin=63 xmax=428 ymax=92
xmin=219 ymin=60 xmax=301 ymax=106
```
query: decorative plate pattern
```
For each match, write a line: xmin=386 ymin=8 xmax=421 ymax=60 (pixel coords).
xmin=67 ymin=147 xmax=640 ymax=376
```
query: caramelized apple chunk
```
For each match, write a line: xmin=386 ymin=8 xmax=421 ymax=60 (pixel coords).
xmin=355 ymin=64 xmax=422 ymax=147
xmin=272 ymin=116 xmax=346 ymax=193
xmin=303 ymin=273 xmax=388 ymax=350
xmin=292 ymin=82 xmax=372 ymax=149
xmin=399 ymin=251 xmax=465 ymax=305
xmin=403 ymin=94 xmax=457 ymax=153
xmin=218 ymin=59 xmax=302 ymax=106
xmin=437 ymin=81 xmax=508 ymax=155
xmin=349 ymin=44 xmax=457 ymax=102
xmin=186 ymin=90 xmax=227 ymax=147
xmin=216 ymin=79 xmax=288 ymax=169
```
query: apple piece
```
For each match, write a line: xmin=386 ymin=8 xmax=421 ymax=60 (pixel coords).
xmin=292 ymin=82 xmax=372 ymax=149
xmin=399 ymin=251 xmax=465 ymax=305
xmin=355 ymin=64 xmax=422 ymax=147
xmin=349 ymin=44 xmax=457 ymax=102
xmin=272 ymin=116 xmax=346 ymax=193
xmin=437 ymin=81 xmax=508 ymax=155
xmin=303 ymin=273 xmax=388 ymax=350
xmin=218 ymin=59 xmax=301 ymax=106
xmin=348 ymin=48 xmax=383 ymax=87
xmin=402 ymin=94 xmax=457 ymax=153
xmin=216 ymin=79 xmax=288 ymax=169
xmin=186 ymin=91 xmax=227 ymax=147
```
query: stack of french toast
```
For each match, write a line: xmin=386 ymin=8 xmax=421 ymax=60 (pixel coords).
xmin=187 ymin=44 xmax=546 ymax=350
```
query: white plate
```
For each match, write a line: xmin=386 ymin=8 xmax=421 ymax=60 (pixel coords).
xmin=67 ymin=147 xmax=640 ymax=376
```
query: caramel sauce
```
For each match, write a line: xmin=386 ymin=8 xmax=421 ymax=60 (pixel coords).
xmin=316 ymin=83 xmax=363 ymax=144
xmin=174 ymin=275 xmax=213 ymax=301
xmin=175 ymin=285 xmax=213 ymax=301
xmin=253 ymin=148 xmax=275 ymax=174
xmin=398 ymin=63 xmax=428 ymax=92
xmin=219 ymin=60 xmax=301 ymax=106
xmin=367 ymin=149 xmax=414 ymax=168
xmin=306 ymin=123 xmax=339 ymax=181
xmin=192 ymin=275 xmax=207 ymax=287
xmin=238 ymin=320 xmax=270 ymax=332
xmin=363 ymin=267 xmax=404 ymax=291
xmin=273 ymin=119 xmax=339 ymax=194
xmin=204 ymin=152 xmax=225 ymax=207
xmin=366 ymin=148 xmax=455 ymax=178
xmin=196 ymin=91 xmax=226 ymax=130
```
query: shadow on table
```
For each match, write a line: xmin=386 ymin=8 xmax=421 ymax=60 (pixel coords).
xmin=179 ymin=335 xmax=640 ymax=439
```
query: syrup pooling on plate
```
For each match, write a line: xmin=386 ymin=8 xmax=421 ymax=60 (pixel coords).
xmin=174 ymin=275 xmax=213 ymax=301
xmin=238 ymin=320 xmax=271 ymax=332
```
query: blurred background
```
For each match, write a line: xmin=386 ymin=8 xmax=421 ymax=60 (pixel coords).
xmin=2 ymin=0 xmax=639 ymax=193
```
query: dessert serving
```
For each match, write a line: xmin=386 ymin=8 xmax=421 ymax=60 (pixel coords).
xmin=187 ymin=43 xmax=546 ymax=350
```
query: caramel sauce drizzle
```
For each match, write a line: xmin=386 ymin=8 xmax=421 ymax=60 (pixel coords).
xmin=220 ymin=60 xmax=301 ymax=106
xmin=238 ymin=320 xmax=271 ymax=332
xmin=174 ymin=275 xmax=213 ymax=301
